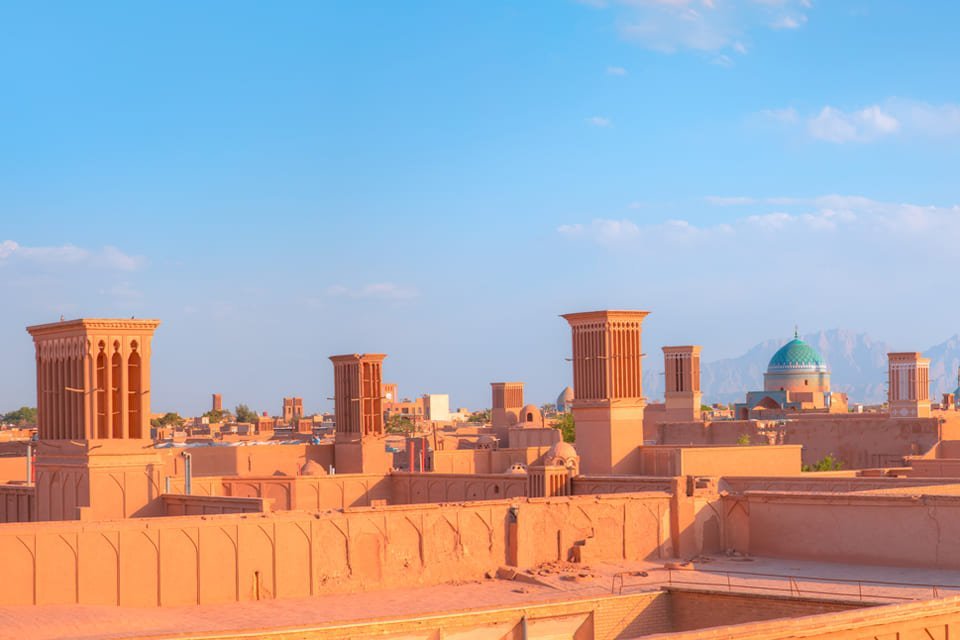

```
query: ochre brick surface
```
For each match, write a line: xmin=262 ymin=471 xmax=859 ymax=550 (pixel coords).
xmin=669 ymin=589 xmax=861 ymax=632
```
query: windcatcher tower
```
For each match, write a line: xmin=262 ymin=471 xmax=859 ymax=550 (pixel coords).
xmin=26 ymin=318 xmax=163 ymax=520
xmin=330 ymin=353 xmax=392 ymax=473
xmin=491 ymin=382 xmax=524 ymax=430
xmin=282 ymin=396 xmax=303 ymax=423
xmin=663 ymin=345 xmax=702 ymax=422
xmin=888 ymin=352 xmax=931 ymax=418
xmin=562 ymin=310 xmax=649 ymax=475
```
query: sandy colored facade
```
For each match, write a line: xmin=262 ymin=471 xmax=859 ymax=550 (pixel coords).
xmin=563 ymin=310 xmax=648 ymax=475
xmin=8 ymin=311 xmax=960 ymax=639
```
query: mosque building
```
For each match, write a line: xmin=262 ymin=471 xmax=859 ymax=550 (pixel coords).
xmin=734 ymin=330 xmax=848 ymax=420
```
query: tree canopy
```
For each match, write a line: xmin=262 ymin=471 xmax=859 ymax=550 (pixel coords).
xmin=2 ymin=406 xmax=37 ymax=425
xmin=466 ymin=409 xmax=491 ymax=424
xmin=554 ymin=413 xmax=575 ymax=443
xmin=386 ymin=414 xmax=415 ymax=435
xmin=151 ymin=412 xmax=183 ymax=429
xmin=234 ymin=404 xmax=258 ymax=423
xmin=202 ymin=409 xmax=228 ymax=423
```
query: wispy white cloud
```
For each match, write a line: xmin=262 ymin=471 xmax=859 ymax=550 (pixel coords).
xmin=586 ymin=116 xmax=612 ymax=127
xmin=580 ymin=0 xmax=812 ymax=57
xmin=760 ymin=99 xmax=960 ymax=143
xmin=326 ymin=282 xmax=419 ymax=300
xmin=807 ymin=105 xmax=899 ymax=142
xmin=606 ymin=65 xmax=628 ymax=76
xmin=711 ymin=54 xmax=734 ymax=67
xmin=771 ymin=14 xmax=806 ymax=29
xmin=561 ymin=195 xmax=960 ymax=249
xmin=0 ymin=240 xmax=144 ymax=271
xmin=558 ymin=219 xmax=640 ymax=245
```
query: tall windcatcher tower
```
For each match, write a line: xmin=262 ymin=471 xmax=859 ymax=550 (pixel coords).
xmin=888 ymin=352 xmax=931 ymax=418
xmin=491 ymin=382 xmax=524 ymax=429
xmin=26 ymin=318 xmax=163 ymax=520
xmin=330 ymin=353 xmax=391 ymax=473
xmin=663 ymin=345 xmax=702 ymax=422
xmin=561 ymin=310 xmax=649 ymax=475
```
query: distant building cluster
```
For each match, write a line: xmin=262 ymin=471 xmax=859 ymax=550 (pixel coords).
xmin=4 ymin=312 xmax=960 ymax=639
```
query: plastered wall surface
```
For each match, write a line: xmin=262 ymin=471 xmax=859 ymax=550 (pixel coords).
xmin=0 ymin=456 xmax=28 ymax=483
xmin=0 ymin=492 xmax=674 ymax=607
xmin=647 ymin=595 xmax=960 ymax=640
xmin=636 ymin=446 xmax=802 ymax=477
xmin=657 ymin=414 xmax=960 ymax=468
xmin=724 ymin=491 xmax=960 ymax=569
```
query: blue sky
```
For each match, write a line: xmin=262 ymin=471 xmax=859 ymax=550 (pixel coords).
xmin=2 ymin=1 xmax=959 ymax=414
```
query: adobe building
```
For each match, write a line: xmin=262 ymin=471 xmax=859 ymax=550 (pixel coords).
xmin=423 ymin=393 xmax=450 ymax=421
xmin=663 ymin=345 xmax=702 ymax=421
xmin=491 ymin=381 xmax=524 ymax=430
xmin=888 ymin=351 xmax=931 ymax=418
xmin=382 ymin=383 xmax=425 ymax=423
xmin=211 ymin=393 xmax=222 ymax=412
xmin=733 ymin=332 xmax=847 ymax=420
xmin=26 ymin=317 xmax=165 ymax=520
xmin=11 ymin=311 xmax=960 ymax=640
xmin=382 ymin=382 xmax=398 ymax=403
xmin=562 ymin=310 xmax=648 ymax=475
xmin=329 ymin=353 xmax=392 ymax=473
xmin=282 ymin=396 xmax=303 ymax=423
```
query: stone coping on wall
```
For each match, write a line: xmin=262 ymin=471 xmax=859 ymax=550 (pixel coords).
xmin=390 ymin=471 xmax=530 ymax=479
xmin=661 ymin=585 xmax=868 ymax=607
xmin=639 ymin=444 xmax=803 ymax=451
xmin=0 ymin=489 xmax=678 ymax=531
xmin=645 ymin=593 xmax=960 ymax=640
xmin=737 ymin=490 xmax=960 ymax=506
xmin=721 ymin=475 xmax=960 ymax=492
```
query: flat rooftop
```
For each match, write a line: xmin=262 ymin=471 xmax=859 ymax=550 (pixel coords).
xmin=3 ymin=556 xmax=960 ymax=640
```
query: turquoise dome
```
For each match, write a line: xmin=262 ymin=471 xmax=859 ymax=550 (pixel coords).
xmin=767 ymin=337 xmax=827 ymax=373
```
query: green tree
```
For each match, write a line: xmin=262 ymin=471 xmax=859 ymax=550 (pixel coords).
xmin=386 ymin=414 xmax=415 ymax=435
xmin=202 ymin=409 xmax=227 ymax=423
xmin=2 ymin=406 xmax=37 ymax=425
xmin=150 ymin=412 xmax=183 ymax=429
xmin=736 ymin=433 xmax=752 ymax=446
xmin=802 ymin=454 xmax=844 ymax=472
xmin=554 ymin=413 xmax=575 ymax=443
xmin=466 ymin=409 xmax=491 ymax=424
xmin=234 ymin=404 xmax=257 ymax=423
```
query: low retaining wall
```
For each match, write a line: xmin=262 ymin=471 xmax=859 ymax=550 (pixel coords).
xmin=0 ymin=492 xmax=673 ymax=607
xmin=724 ymin=491 xmax=960 ymax=570
xmin=656 ymin=594 xmax=960 ymax=640
xmin=720 ymin=475 xmax=960 ymax=495
xmin=391 ymin=471 xmax=528 ymax=503
xmin=0 ymin=483 xmax=35 ymax=523
xmin=161 ymin=494 xmax=269 ymax=516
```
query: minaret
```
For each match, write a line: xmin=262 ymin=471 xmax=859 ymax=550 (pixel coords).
xmin=561 ymin=310 xmax=649 ymax=475
xmin=26 ymin=318 xmax=164 ymax=520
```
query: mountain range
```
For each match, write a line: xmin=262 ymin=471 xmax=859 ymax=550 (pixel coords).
xmin=642 ymin=330 xmax=960 ymax=405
